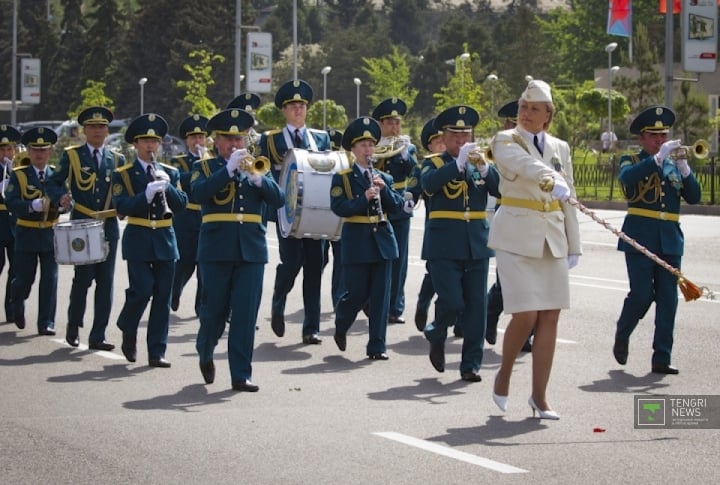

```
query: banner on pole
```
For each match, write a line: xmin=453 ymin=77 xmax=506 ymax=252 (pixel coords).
xmin=246 ymin=32 xmax=273 ymax=94
xmin=681 ymin=0 xmax=718 ymax=73
xmin=608 ymin=0 xmax=632 ymax=38
xmin=20 ymin=58 xmax=41 ymax=105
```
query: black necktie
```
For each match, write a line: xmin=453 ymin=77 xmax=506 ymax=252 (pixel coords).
xmin=93 ymin=148 xmax=101 ymax=170
xmin=293 ymin=128 xmax=302 ymax=148
xmin=38 ymin=170 xmax=45 ymax=182
xmin=146 ymin=164 xmax=154 ymax=182
xmin=533 ymin=135 xmax=543 ymax=156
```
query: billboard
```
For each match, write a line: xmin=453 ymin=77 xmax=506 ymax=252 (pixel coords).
xmin=246 ymin=32 xmax=272 ymax=94
xmin=20 ymin=58 xmax=41 ymax=104
xmin=681 ymin=0 xmax=718 ymax=73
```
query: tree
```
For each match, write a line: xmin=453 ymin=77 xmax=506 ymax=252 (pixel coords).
xmin=362 ymin=46 xmax=418 ymax=112
xmin=307 ymin=100 xmax=348 ymax=131
xmin=176 ymin=50 xmax=225 ymax=117
xmin=613 ymin=24 xmax=663 ymax=114
xmin=68 ymin=80 xmax=115 ymax=119
xmin=673 ymin=79 xmax=711 ymax=146
xmin=80 ymin=0 xmax=126 ymax=84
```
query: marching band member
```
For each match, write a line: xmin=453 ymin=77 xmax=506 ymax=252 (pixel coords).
xmin=613 ymin=106 xmax=701 ymax=375
xmin=371 ymin=98 xmax=418 ymax=324
xmin=48 ymin=106 xmax=125 ymax=350
xmin=112 ymin=114 xmax=188 ymax=368
xmin=191 ymin=109 xmax=284 ymax=391
xmin=169 ymin=114 xmax=209 ymax=316
xmin=421 ymin=106 xmax=500 ymax=382
xmin=330 ymin=117 xmax=406 ymax=360
xmin=489 ymin=80 xmax=581 ymax=419
xmin=258 ymin=79 xmax=331 ymax=345
xmin=0 ymin=124 xmax=20 ymax=324
xmin=5 ymin=127 xmax=60 ymax=334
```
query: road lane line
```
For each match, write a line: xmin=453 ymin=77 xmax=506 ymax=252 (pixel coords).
xmin=51 ymin=339 xmax=125 ymax=360
xmin=373 ymin=431 xmax=528 ymax=474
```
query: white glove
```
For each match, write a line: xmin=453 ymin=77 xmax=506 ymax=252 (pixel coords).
xmin=152 ymin=169 xmax=170 ymax=184
xmin=227 ymin=149 xmax=248 ymax=176
xmin=403 ymin=199 xmax=415 ymax=214
xmin=550 ymin=176 xmax=570 ymax=202
xmin=0 ymin=180 xmax=7 ymax=193
xmin=655 ymin=139 xmax=681 ymax=166
xmin=400 ymin=138 xmax=411 ymax=161
xmin=567 ymin=254 xmax=580 ymax=269
xmin=2 ymin=157 xmax=11 ymax=170
xmin=145 ymin=180 xmax=168 ymax=202
xmin=675 ymin=158 xmax=691 ymax=177
xmin=478 ymin=163 xmax=489 ymax=178
xmin=456 ymin=142 xmax=477 ymax=172
xmin=31 ymin=198 xmax=45 ymax=212
xmin=247 ymin=173 xmax=264 ymax=187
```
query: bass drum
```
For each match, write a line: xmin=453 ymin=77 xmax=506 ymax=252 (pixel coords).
xmin=278 ymin=149 xmax=350 ymax=241
xmin=54 ymin=219 xmax=109 ymax=265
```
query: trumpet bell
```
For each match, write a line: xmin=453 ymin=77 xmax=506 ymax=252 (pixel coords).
xmin=671 ymin=139 xmax=710 ymax=160
xmin=240 ymin=155 xmax=271 ymax=176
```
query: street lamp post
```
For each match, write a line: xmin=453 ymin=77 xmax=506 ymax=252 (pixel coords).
xmin=605 ymin=42 xmax=618 ymax=143
xmin=486 ymin=74 xmax=498 ymax=118
xmin=321 ymin=66 xmax=332 ymax=130
xmin=459 ymin=53 xmax=470 ymax=103
xmin=138 ymin=77 xmax=147 ymax=115
xmin=353 ymin=78 xmax=362 ymax=118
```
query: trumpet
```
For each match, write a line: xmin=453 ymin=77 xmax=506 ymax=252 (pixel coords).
xmin=149 ymin=153 xmax=173 ymax=220
xmin=365 ymin=156 xmax=387 ymax=226
xmin=467 ymin=146 xmax=493 ymax=168
xmin=670 ymin=139 xmax=710 ymax=161
xmin=239 ymin=154 xmax=271 ymax=176
xmin=374 ymin=135 xmax=410 ymax=159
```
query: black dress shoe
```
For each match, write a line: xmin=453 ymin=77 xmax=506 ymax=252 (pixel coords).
xmin=14 ymin=313 xmax=25 ymax=330
xmin=333 ymin=331 xmax=347 ymax=351
xmin=613 ymin=340 xmax=628 ymax=365
xmin=485 ymin=323 xmax=497 ymax=345
xmin=461 ymin=371 xmax=483 ymax=382
xmin=652 ymin=363 xmax=679 ymax=375
xmin=38 ymin=327 xmax=56 ymax=336
xmin=232 ymin=379 xmax=259 ymax=392
xmin=521 ymin=339 xmax=532 ymax=353
xmin=368 ymin=352 xmax=389 ymax=360
xmin=200 ymin=360 xmax=215 ymax=384
xmin=149 ymin=357 xmax=171 ymax=368
xmin=302 ymin=334 xmax=322 ymax=345
xmin=388 ymin=315 xmax=405 ymax=324
xmin=271 ymin=312 xmax=285 ymax=338
xmin=6 ymin=314 xmax=14 ymax=324
xmin=89 ymin=341 xmax=115 ymax=351
xmin=429 ymin=340 xmax=445 ymax=373
xmin=171 ymin=297 xmax=180 ymax=312
xmin=66 ymin=325 xmax=80 ymax=347
xmin=121 ymin=335 xmax=137 ymax=363
xmin=414 ymin=307 xmax=427 ymax=332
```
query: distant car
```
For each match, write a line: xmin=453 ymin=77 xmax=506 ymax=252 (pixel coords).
xmin=17 ymin=120 xmax=64 ymax=134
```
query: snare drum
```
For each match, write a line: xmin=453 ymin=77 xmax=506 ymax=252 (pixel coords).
xmin=278 ymin=149 xmax=350 ymax=240
xmin=54 ymin=219 xmax=109 ymax=265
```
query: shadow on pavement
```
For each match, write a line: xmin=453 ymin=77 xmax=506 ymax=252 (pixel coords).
xmin=122 ymin=384 xmax=235 ymax=412
xmin=578 ymin=370 xmax=670 ymax=394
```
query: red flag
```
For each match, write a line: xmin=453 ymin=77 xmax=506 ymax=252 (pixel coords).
xmin=608 ymin=0 xmax=632 ymax=37
xmin=658 ymin=0 xmax=681 ymax=13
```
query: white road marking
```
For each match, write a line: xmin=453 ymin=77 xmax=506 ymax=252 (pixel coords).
xmin=373 ymin=431 xmax=528 ymax=474
xmin=51 ymin=339 xmax=125 ymax=360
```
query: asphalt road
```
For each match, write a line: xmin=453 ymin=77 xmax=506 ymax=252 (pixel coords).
xmin=1 ymin=208 xmax=719 ymax=484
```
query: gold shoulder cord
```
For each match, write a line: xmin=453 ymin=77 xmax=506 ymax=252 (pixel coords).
xmin=341 ymin=172 xmax=353 ymax=200
xmin=15 ymin=169 xmax=43 ymax=199
xmin=200 ymin=159 xmax=234 ymax=205
xmin=623 ymin=154 xmax=660 ymax=204
xmin=67 ymin=148 xmax=97 ymax=191
xmin=429 ymin=155 xmax=467 ymax=201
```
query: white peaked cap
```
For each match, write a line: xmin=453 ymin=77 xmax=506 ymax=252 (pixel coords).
xmin=521 ymin=80 xmax=553 ymax=103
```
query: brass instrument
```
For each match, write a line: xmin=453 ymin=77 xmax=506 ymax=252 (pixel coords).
xmin=239 ymin=154 xmax=271 ymax=176
xmin=1 ymin=156 xmax=11 ymax=198
xmin=149 ymin=153 xmax=173 ymax=220
xmin=374 ymin=135 xmax=410 ymax=159
xmin=467 ymin=147 xmax=493 ymax=168
xmin=670 ymin=139 xmax=710 ymax=160
xmin=365 ymin=156 xmax=387 ymax=226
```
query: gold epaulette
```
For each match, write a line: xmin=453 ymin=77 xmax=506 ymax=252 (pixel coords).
xmin=337 ymin=168 xmax=353 ymax=175
xmin=64 ymin=144 xmax=83 ymax=151
xmin=115 ymin=162 xmax=134 ymax=172
xmin=423 ymin=153 xmax=442 ymax=159
xmin=266 ymin=129 xmax=282 ymax=136
xmin=12 ymin=164 xmax=28 ymax=172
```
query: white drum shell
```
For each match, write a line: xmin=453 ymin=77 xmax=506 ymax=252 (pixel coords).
xmin=54 ymin=220 xmax=109 ymax=265
xmin=278 ymin=149 xmax=350 ymax=240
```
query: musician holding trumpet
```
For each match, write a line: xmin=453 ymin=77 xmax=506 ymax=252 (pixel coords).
xmin=111 ymin=114 xmax=188 ymax=368
xmin=0 ymin=125 xmax=20 ymax=324
xmin=330 ymin=117 xmax=407 ymax=360
xmin=4 ymin=127 xmax=60 ymax=335
xmin=613 ymin=106 xmax=701 ymax=375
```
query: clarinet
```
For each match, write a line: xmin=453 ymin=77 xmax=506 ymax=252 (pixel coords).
xmin=149 ymin=153 xmax=173 ymax=219
xmin=365 ymin=156 xmax=387 ymax=226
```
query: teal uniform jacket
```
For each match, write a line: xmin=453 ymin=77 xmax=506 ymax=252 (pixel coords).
xmin=5 ymin=165 xmax=58 ymax=252
xmin=191 ymin=156 xmax=285 ymax=263
xmin=330 ymin=164 xmax=404 ymax=263
xmin=420 ymin=153 xmax=500 ymax=261
xmin=111 ymin=160 xmax=187 ymax=261
xmin=48 ymin=144 xmax=125 ymax=241
xmin=617 ymin=150 xmax=701 ymax=255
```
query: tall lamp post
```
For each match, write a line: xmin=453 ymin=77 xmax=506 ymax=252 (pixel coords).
xmin=605 ymin=42 xmax=618 ymax=141
xmin=486 ymin=74 xmax=498 ymax=118
xmin=138 ymin=77 xmax=148 ymax=115
xmin=459 ymin=52 xmax=470 ymax=103
xmin=353 ymin=78 xmax=362 ymax=118
xmin=321 ymin=66 xmax=332 ymax=129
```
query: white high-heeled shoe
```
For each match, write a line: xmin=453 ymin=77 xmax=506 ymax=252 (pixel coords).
xmin=528 ymin=396 xmax=560 ymax=420
xmin=492 ymin=373 xmax=508 ymax=412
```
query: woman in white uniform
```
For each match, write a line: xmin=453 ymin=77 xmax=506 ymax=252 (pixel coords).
xmin=488 ymin=80 xmax=582 ymax=419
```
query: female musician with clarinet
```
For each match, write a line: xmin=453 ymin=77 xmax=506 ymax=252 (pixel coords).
xmin=330 ymin=117 xmax=408 ymax=360
xmin=111 ymin=113 xmax=187 ymax=368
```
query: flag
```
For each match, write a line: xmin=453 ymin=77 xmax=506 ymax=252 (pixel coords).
xmin=658 ymin=0 xmax=680 ymax=13
xmin=608 ymin=0 xmax=632 ymax=38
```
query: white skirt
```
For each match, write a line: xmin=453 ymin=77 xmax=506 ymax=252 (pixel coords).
xmin=495 ymin=244 xmax=570 ymax=314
